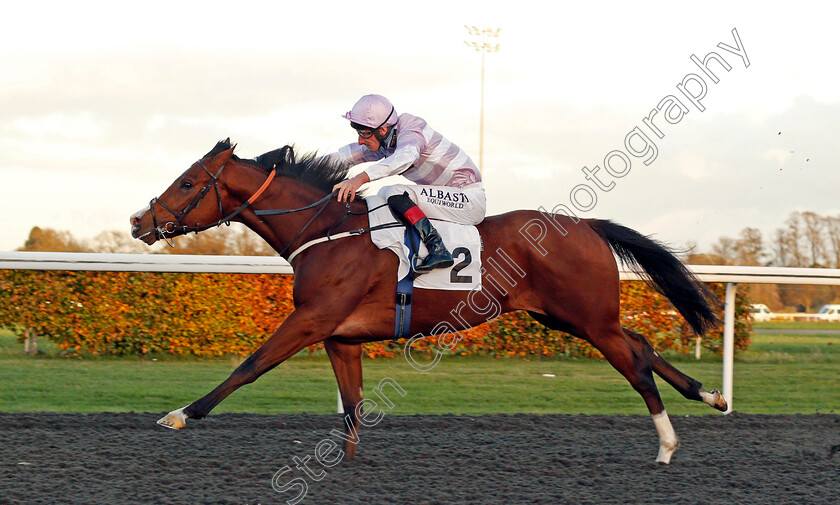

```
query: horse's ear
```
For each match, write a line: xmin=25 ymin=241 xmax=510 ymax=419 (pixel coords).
xmin=215 ymin=144 xmax=236 ymax=165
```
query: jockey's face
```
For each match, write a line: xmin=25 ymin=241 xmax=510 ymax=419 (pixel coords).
xmin=357 ymin=126 xmax=389 ymax=152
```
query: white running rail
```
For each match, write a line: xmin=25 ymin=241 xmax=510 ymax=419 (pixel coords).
xmin=4 ymin=251 xmax=840 ymax=414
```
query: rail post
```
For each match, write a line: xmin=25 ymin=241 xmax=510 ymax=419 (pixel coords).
xmin=722 ymin=282 xmax=737 ymax=414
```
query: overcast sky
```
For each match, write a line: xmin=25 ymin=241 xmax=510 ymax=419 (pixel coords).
xmin=2 ymin=1 xmax=838 ymax=254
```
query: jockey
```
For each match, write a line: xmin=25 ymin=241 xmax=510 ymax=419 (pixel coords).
xmin=331 ymin=94 xmax=486 ymax=276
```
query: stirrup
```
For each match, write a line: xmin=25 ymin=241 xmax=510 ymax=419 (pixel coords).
xmin=411 ymin=251 xmax=454 ymax=277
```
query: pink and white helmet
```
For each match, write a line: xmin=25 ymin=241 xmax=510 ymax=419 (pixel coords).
xmin=342 ymin=94 xmax=398 ymax=129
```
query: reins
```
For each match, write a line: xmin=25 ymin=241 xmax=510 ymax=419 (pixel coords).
xmin=145 ymin=151 xmax=403 ymax=260
xmin=258 ymin=196 xmax=403 ymax=262
xmin=148 ymin=159 xmax=277 ymax=246
xmin=255 ymin=190 xmax=337 ymax=258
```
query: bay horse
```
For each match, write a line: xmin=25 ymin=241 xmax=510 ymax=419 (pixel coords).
xmin=130 ymin=139 xmax=727 ymax=464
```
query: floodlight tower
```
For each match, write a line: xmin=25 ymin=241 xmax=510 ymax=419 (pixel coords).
xmin=464 ymin=26 xmax=501 ymax=174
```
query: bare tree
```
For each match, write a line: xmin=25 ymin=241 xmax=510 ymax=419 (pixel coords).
xmin=711 ymin=236 xmax=737 ymax=265
xmin=91 ymin=230 xmax=149 ymax=254
xmin=163 ymin=227 xmax=231 ymax=256
xmin=772 ymin=229 xmax=789 ymax=266
xmin=801 ymin=211 xmax=826 ymax=266
xmin=159 ymin=225 xmax=277 ymax=256
xmin=16 ymin=227 xmax=89 ymax=252
xmin=224 ymin=225 xmax=277 ymax=256
xmin=685 ymin=251 xmax=726 ymax=265
xmin=735 ymin=227 xmax=764 ymax=266
xmin=774 ymin=212 xmax=807 ymax=267
xmin=824 ymin=215 xmax=840 ymax=268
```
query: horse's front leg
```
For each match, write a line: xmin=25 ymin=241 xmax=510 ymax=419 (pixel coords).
xmin=324 ymin=338 xmax=364 ymax=460
xmin=157 ymin=309 xmax=337 ymax=428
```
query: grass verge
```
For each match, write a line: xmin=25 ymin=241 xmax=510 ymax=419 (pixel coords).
xmin=1 ymin=329 xmax=838 ymax=416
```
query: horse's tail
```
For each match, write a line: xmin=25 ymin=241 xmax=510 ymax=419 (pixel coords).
xmin=589 ymin=219 xmax=720 ymax=335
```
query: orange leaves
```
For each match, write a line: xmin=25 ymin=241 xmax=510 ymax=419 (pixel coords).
xmin=0 ymin=272 xmax=751 ymax=358
xmin=362 ymin=281 xmax=752 ymax=359
xmin=0 ymin=270 xmax=295 ymax=357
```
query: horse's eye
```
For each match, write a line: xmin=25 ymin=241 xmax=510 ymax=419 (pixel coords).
xmin=182 ymin=181 xmax=193 ymax=190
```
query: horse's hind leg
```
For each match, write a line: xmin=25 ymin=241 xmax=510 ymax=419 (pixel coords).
xmin=622 ymin=328 xmax=727 ymax=412
xmin=591 ymin=327 xmax=681 ymax=463
xmin=530 ymin=312 xmax=679 ymax=463
xmin=324 ymin=338 xmax=364 ymax=461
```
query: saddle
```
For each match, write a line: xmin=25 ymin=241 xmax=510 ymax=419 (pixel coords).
xmin=365 ymin=195 xmax=482 ymax=291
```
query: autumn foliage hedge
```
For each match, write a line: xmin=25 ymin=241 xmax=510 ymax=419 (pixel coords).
xmin=0 ymin=270 xmax=752 ymax=358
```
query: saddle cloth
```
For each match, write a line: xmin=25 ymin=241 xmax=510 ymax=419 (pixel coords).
xmin=366 ymin=195 xmax=482 ymax=291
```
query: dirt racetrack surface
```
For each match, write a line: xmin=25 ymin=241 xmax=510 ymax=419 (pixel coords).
xmin=1 ymin=412 xmax=838 ymax=504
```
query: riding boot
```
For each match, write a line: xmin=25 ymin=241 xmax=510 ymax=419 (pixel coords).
xmin=412 ymin=217 xmax=455 ymax=274
xmin=387 ymin=193 xmax=454 ymax=276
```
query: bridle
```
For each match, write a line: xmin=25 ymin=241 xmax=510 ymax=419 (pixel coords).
xmin=144 ymin=158 xmax=277 ymax=246
xmin=140 ymin=154 xmax=339 ymax=257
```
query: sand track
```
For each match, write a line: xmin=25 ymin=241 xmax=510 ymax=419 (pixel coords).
xmin=1 ymin=412 xmax=838 ymax=504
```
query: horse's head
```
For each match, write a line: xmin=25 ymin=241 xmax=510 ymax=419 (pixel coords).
xmin=130 ymin=139 xmax=237 ymax=246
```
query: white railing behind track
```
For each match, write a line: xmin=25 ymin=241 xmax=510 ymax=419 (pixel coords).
xmin=3 ymin=251 xmax=840 ymax=414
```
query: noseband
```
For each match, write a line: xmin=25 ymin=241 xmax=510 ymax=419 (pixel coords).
xmin=143 ymin=155 xmax=338 ymax=256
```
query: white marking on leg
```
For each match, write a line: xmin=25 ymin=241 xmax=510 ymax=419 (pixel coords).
xmin=700 ymin=388 xmax=728 ymax=411
xmin=700 ymin=389 xmax=716 ymax=406
xmin=652 ymin=410 xmax=679 ymax=464
xmin=157 ymin=406 xmax=189 ymax=429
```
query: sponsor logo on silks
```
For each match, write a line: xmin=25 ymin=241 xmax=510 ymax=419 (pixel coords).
xmin=420 ymin=188 xmax=469 ymax=209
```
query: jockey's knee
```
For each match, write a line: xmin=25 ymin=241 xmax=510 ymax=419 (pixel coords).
xmin=377 ymin=184 xmax=413 ymax=201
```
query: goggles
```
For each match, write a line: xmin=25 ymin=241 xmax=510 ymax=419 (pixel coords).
xmin=354 ymin=127 xmax=375 ymax=139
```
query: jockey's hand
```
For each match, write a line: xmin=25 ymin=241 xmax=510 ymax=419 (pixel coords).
xmin=333 ymin=172 xmax=370 ymax=202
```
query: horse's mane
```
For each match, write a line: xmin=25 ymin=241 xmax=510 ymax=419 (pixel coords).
xmin=205 ymin=140 xmax=350 ymax=193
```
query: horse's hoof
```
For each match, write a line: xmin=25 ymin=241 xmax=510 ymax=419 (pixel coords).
xmin=709 ymin=389 xmax=728 ymax=412
xmin=655 ymin=439 xmax=680 ymax=464
xmin=157 ymin=407 xmax=188 ymax=429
